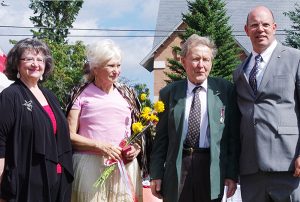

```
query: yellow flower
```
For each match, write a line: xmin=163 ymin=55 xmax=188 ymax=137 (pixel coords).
xmin=154 ymin=101 xmax=165 ymax=113
xmin=141 ymin=112 xmax=151 ymax=121
xmin=140 ymin=93 xmax=147 ymax=101
xmin=132 ymin=122 xmax=144 ymax=134
xmin=149 ymin=114 xmax=159 ymax=122
xmin=142 ymin=106 xmax=151 ymax=114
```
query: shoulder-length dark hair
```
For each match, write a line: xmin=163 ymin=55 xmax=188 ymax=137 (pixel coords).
xmin=5 ymin=38 xmax=53 ymax=81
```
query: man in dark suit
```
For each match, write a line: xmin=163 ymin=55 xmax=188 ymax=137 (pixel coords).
xmin=150 ymin=34 xmax=240 ymax=202
xmin=233 ymin=6 xmax=300 ymax=202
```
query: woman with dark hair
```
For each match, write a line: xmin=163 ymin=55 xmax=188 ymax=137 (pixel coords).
xmin=0 ymin=38 xmax=73 ymax=201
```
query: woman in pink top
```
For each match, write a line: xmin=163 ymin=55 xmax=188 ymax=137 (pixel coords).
xmin=67 ymin=39 xmax=143 ymax=202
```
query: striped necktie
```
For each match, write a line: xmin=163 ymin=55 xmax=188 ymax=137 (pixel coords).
xmin=249 ymin=54 xmax=262 ymax=95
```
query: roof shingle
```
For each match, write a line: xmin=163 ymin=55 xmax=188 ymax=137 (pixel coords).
xmin=153 ymin=0 xmax=298 ymax=53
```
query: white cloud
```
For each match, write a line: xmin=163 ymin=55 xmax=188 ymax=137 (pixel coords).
xmin=0 ymin=1 xmax=33 ymax=53
xmin=119 ymin=37 xmax=153 ymax=69
xmin=119 ymin=37 xmax=154 ymax=88
xmin=77 ymin=0 xmax=136 ymax=21
xmin=0 ymin=0 xmax=158 ymax=90
xmin=68 ymin=19 xmax=100 ymax=45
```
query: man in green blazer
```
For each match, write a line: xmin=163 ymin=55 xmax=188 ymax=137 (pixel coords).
xmin=150 ymin=34 xmax=240 ymax=202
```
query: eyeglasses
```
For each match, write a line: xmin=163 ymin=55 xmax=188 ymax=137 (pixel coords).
xmin=20 ymin=57 xmax=45 ymax=64
xmin=249 ymin=22 xmax=273 ymax=30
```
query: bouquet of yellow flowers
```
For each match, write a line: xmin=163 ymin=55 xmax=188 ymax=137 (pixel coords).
xmin=93 ymin=93 xmax=165 ymax=188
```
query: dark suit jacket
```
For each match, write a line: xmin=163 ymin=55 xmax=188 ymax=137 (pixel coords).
xmin=233 ymin=43 xmax=300 ymax=175
xmin=150 ymin=77 xmax=240 ymax=201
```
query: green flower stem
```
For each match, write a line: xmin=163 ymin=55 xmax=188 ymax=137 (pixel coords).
xmin=93 ymin=164 xmax=117 ymax=188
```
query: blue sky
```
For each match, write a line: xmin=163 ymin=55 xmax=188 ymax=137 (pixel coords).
xmin=0 ymin=0 xmax=159 ymax=96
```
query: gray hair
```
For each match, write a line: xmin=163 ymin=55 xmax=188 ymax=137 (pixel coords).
xmin=85 ymin=39 xmax=122 ymax=82
xmin=180 ymin=34 xmax=217 ymax=59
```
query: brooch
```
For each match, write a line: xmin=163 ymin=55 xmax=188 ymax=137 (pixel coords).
xmin=22 ymin=100 xmax=33 ymax=111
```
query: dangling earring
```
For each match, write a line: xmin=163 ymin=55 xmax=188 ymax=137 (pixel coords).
xmin=40 ymin=75 xmax=43 ymax=81
xmin=17 ymin=72 xmax=20 ymax=79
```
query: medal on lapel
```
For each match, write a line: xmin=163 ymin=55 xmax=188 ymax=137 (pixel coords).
xmin=220 ymin=107 xmax=225 ymax=124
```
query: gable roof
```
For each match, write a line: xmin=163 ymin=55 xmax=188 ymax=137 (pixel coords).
xmin=141 ymin=0 xmax=299 ymax=71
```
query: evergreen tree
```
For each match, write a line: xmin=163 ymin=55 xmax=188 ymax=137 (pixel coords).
xmin=165 ymin=0 xmax=241 ymax=82
xmin=29 ymin=0 xmax=83 ymax=44
xmin=284 ymin=3 xmax=300 ymax=49
xmin=133 ymin=83 xmax=152 ymax=107
xmin=166 ymin=46 xmax=186 ymax=82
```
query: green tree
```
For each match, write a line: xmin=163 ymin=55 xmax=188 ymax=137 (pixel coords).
xmin=119 ymin=77 xmax=152 ymax=107
xmin=28 ymin=0 xmax=86 ymax=108
xmin=29 ymin=0 xmax=83 ymax=44
xmin=133 ymin=83 xmax=152 ymax=107
xmin=165 ymin=0 xmax=241 ymax=82
xmin=284 ymin=3 xmax=300 ymax=49
xmin=43 ymin=40 xmax=86 ymax=108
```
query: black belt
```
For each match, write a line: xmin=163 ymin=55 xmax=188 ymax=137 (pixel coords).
xmin=182 ymin=146 xmax=210 ymax=155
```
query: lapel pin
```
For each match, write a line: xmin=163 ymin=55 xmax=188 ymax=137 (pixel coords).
xmin=220 ymin=106 xmax=225 ymax=124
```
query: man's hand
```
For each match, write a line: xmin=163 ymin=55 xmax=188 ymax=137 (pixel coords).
xmin=150 ymin=179 xmax=163 ymax=199
xmin=294 ymin=156 xmax=300 ymax=177
xmin=224 ymin=179 xmax=237 ymax=198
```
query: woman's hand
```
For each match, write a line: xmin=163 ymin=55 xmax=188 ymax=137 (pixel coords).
xmin=122 ymin=143 xmax=141 ymax=161
xmin=96 ymin=142 xmax=122 ymax=161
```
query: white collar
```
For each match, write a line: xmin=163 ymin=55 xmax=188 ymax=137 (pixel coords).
xmin=187 ymin=78 xmax=207 ymax=94
xmin=252 ymin=40 xmax=278 ymax=62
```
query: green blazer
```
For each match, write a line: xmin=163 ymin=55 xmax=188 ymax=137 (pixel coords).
xmin=150 ymin=77 xmax=240 ymax=202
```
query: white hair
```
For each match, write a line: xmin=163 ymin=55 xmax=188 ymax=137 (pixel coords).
xmin=85 ymin=39 xmax=122 ymax=82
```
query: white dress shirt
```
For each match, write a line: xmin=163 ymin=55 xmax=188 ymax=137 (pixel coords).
xmin=182 ymin=79 xmax=210 ymax=148
xmin=245 ymin=40 xmax=278 ymax=88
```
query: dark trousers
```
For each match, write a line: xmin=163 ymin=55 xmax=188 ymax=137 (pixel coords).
xmin=240 ymin=171 xmax=300 ymax=202
xmin=178 ymin=150 xmax=221 ymax=202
